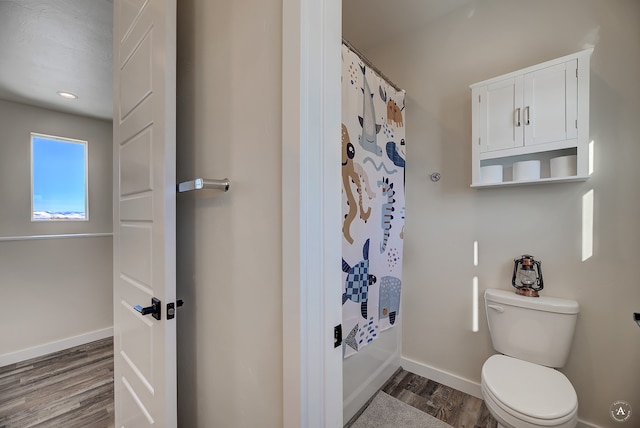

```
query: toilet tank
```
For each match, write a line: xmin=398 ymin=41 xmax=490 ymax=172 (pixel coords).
xmin=485 ymin=288 xmax=579 ymax=368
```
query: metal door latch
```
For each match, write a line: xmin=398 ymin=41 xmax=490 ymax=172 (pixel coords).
xmin=167 ymin=299 xmax=184 ymax=320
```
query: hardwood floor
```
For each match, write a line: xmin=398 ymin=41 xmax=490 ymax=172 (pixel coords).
xmin=0 ymin=337 xmax=114 ymax=428
xmin=346 ymin=368 xmax=498 ymax=428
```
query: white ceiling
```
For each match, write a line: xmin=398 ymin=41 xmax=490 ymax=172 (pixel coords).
xmin=0 ymin=0 xmax=471 ymax=121
xmin=0 ymin=0 xmax=113 ymax=121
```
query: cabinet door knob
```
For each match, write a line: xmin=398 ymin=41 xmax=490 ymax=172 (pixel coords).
xmin=515 ymin=108 xmax=521 ymax=127
xmin=525 ymin=106 xmax=531 ymax=125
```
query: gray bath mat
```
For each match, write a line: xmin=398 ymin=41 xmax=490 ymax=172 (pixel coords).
xmin=350 ymin=391 xmax=454 ymax=428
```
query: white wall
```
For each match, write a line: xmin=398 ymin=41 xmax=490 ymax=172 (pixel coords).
xmin=0 ymin=99 xmax=113 ymax=363
xmin=176 ymin=0 xmax=283 ymax=426
xmin=355 ymin=1 xmax=640 ymax=426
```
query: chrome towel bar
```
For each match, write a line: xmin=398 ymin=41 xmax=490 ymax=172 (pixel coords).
xmin=177 ymin=178 xmax=230 ymax=193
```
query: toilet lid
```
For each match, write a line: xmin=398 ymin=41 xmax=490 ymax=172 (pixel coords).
xmin=482 ymin=355 xmax=578 ymax=421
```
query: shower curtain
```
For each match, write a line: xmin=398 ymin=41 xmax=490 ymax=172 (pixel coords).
xmin=341 ymin=43 xmax=406 ymax=358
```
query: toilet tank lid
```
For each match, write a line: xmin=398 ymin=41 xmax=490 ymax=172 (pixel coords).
xmin=485 ymin=289 xmax=579 ymax=314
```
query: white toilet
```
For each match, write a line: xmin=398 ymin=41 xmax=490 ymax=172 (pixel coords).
xmin=481 ymin=288 xmax=580 ymax=428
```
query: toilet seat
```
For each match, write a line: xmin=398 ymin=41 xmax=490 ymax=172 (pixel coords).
xmin=481 ymin=355 xmax=578 ymax=427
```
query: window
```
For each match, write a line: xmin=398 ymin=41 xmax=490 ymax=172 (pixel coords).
xmin=31 ymin=133 xmax=88 ymax=221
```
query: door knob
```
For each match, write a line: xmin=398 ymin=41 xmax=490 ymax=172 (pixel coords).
xmin=134 ymin=297 xmax=161 ymax=321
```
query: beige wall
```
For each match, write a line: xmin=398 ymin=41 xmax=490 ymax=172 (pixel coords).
xmin=176 ymin=0 xmax=283 ymax=426
xmin=0 ymin=99 xmax=113 ymax=358
xmin=356 ymin=1 xmax=640 ymax=426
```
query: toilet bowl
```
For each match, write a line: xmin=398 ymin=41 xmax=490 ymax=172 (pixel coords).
xmin=481 ymin=355 xmax=578 ymax=428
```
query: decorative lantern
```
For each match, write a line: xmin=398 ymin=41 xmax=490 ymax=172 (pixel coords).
xmin=512 ymin=255 xmax=543 ymax=297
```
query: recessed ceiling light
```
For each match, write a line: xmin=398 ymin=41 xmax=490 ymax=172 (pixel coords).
xmin=57 ymin=91 xmax=78 ymax=100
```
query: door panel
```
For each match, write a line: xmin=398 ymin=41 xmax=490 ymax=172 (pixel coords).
xmin=483 ymin=77 xmax=523 ymax=152
xmin=113 ymin=0 xmax=177 ymax=426
xmin=120 ymin=224 xmax=152 ymax=286
xmin=524 ymin=60 xmax=577 ymax=146
xmin=120 ymin=130 xmax=152 ymax=196
xmin=120 ymin=34 xmax=153 ymax=114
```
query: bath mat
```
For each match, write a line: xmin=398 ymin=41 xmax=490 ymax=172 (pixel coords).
xmin=350 ymin=391 xmax=454 ymax=428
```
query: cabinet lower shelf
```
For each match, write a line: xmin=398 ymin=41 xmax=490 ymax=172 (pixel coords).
xmin=471 ymin=174 xmax=589 ymax=188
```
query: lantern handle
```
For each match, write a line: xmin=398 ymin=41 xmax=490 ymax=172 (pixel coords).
xmin=534 ymin=259 xmax=543 ymax=291
xmin=511 ymin=258 xmax=520 ymax=288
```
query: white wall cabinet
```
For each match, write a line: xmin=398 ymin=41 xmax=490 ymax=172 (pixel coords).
xmin=470 ymin=48 xmax=593 ymax=187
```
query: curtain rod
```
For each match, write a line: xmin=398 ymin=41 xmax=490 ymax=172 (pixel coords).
xmin=342 ymin=38 xmax=404 ymax=93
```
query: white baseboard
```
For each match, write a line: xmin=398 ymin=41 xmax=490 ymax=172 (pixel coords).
xmin=576 ymin=420 xmax=603 ymax=428
xmin=0 ymin=327 xmax=113 ymax=367
xmin=400 ymin=356 xmax=603 ymax=428
xmin=400 ymin=355 xmax=483 ymax=398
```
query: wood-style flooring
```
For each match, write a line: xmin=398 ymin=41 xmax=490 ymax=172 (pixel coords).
xmin=0 ymin=337 xmax=114 ymax=428
xmin=346 ymin=368 xmax=498 ymax=428
xmin=2 ymin=339 xmax=495 ymax=428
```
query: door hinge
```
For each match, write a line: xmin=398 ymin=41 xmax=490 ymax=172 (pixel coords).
xmin=576 ymin=67 xmax=578 ymax=78
xmin=478 ymin=94 xmax=481 ymax=103
xmin=334 ymin=324 xmax=342 ymax=348
xmin=575 ymin=119 xmax=578 ymax=129
xmin=167 ymin=299 xmax=184 ymax=320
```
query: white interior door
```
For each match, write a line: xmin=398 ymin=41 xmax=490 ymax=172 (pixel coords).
xmin=113 ymin=0 xmax=177 ymax=426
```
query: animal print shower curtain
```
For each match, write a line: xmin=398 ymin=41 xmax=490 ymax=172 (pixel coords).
xmin=342 ymin=43 xmax=406 ymax=358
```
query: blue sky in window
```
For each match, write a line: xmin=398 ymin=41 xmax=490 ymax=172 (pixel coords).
xmin=32 ymin=136 xmax=87 ymax=215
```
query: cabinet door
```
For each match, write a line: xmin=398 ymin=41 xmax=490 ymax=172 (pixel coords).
xmin=523 ymin=60 xmax=578 ymax=146
xmin=481 ymin=77 xmax=524 ymax=153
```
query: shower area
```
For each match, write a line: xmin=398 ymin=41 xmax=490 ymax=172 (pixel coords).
xmin=341 ymin=40 xmax=406 ymax=423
